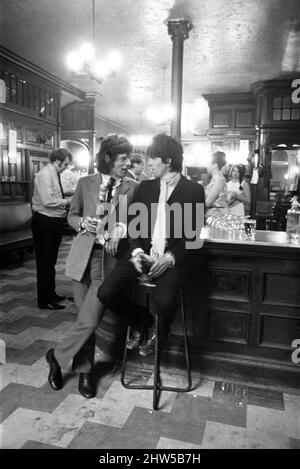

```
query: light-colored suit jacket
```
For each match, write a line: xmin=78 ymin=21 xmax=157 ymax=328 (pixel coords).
xmin=65 ymin=173 xmax=138 ymax=281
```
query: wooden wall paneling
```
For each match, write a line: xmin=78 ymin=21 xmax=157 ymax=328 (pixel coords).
xmin=262 ymin=272 xmax=300 ymax=307
xmin=211 ymin=110 xmax=232 ymax=128
xmin=208 ymin=268 xmax=251 ymax=301
xmin=192 ymin=242 xmax=300 ymax=378
xmin=259 ymin=314 xmax=300 ymax=349
xmin=235 ymin=109 xmax=255 ymax=128
xmin=208 ymin=308 xmax=250 ymax=345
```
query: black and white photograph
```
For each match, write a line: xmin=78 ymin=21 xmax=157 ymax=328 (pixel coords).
xmin=0 ymin=0 xmax=299 ymax=454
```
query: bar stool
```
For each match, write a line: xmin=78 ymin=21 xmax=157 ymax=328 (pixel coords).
xmin=120 ymin=285 xmax=192 ymax=410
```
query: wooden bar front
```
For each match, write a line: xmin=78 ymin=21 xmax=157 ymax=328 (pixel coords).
xmin=166 ymin=236 xmax=300 ymax=388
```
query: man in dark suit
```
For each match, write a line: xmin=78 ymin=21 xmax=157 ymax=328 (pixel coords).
xmin=97 ymin=134 xmax=205 ymax=356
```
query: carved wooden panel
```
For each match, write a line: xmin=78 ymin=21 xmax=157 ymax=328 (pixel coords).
xmin=235 ymin=109 xmax=254 ymax=128
xmin=259 ymin=315 xmax=300 ymax=349
xmin=209 ymin=309 xmax=250 ymax=344
xmin=211 ymin=110 xmax=231 ymax=128
xmin=0 ymin=70 xmax=58 ymax=121
xmin=27 ymin=151 xmax=49 ymax=202
xmin=263 ymin=273 xmax=300 ymax=307
xmin=61 ymin=101 xmax=94 ymax=130
xmin=26 ymin=128 xmax=54 ymax=147
xmin=209 ymin=269 xmax=251 ymax=301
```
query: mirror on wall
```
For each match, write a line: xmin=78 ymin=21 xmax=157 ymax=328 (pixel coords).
xmin=270 ymin=147 xmax=300 ymax=200
xmin=60 ymin=140 xmax=90 ymax=196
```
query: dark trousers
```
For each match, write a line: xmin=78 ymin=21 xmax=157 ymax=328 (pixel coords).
xmin=31 ymin=211 xmax=65 ymax=305
xmin=97 ymin=258 xmax=182 ymax=333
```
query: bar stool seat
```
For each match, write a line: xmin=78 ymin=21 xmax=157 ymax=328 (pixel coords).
xmin=120 ymin=285 xmax=192 ymax=410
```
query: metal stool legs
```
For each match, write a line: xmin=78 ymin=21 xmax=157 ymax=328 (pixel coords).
xmin=121 ymin=289 xmax=192 ymax=410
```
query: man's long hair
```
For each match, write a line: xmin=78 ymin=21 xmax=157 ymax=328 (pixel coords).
xmin=97 ymin=134 xmax=133 ymax=174
xmin=147 ymin=134 xmax=183 ymax=173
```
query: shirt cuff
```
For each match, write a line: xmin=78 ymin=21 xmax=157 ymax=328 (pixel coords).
xmin=78 ymin=217 xmax=85 ymax=232
xmin=114 ymin=222 xmax=127 ymax=238
xmin=131 ymin=248 xmax=144 ymax=258
xmin=165 ymin=251 xmax=175 ymax=267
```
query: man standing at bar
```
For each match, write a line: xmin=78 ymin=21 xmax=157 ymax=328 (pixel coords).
xmin=45 ymin=135 xmax=138 ymax=398
xmin=31 ymin=148 xmax=73 ymax=310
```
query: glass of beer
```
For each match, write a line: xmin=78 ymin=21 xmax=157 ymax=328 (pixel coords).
xmin=244 ymin=218 xmax=256 ymax=241
xmin=138 ymin=257 xmax=156 ymax=287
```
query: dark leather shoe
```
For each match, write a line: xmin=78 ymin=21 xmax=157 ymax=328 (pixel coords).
xmin=139 ymin=330 xmax=169 ymax=357
xmin=139 ymin=334 xmax=156 ymax=357
xmin=78 ymin=373 xmax=95 ymax=399
xmin=51 ymin=294 xmax=66 ymax=302
xmin=46 ymin=349 xmax=62 ymax=390
xmin=126 ymin=328 xmax=147 ymax=350
xmin=38 ymin=302 xmax=66 ymax=310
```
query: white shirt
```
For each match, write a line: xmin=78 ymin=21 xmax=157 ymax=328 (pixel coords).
xmin=127 ymin=169 xmax=137 ymax=180
xmin=32 ymin=164 xmax=67 ymax=218
xmin=132 ymin=172 xmax=181 ymax=262
xmin=161 ymin=171 xmax=181 ymax=200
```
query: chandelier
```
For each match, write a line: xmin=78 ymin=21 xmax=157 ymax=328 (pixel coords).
xmin=66 ymin=0 xmax=122 ymax=85
xmin=145 ymin=66 xmax=174 ymax=126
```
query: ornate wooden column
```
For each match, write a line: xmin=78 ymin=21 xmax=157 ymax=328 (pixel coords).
xmin=168 ymin=18 xmax=192 ymax=140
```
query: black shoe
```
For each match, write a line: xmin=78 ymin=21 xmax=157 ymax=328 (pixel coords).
xmin=139 ymin=334 xmax=156 ymax=357
xmin=126 ymin=328 xmax=147 ymax=350
xmin=78 ymin=373 xmax=95 ymax=399
xmin=139 ymin=330 xmax=169 ymax=357
xmin=51 ymin=294 xmax=66 ymax=303
xmin=38 ymin=302 xmax=66 ymax=310
xmin=45 ymin=349 xmax=63 ymax=390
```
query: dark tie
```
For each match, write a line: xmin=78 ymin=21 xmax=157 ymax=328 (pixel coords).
xmin=103 ymin=177 xmax=116 ymax=231
xmin=57 ymin=173 xmax=65 ymax=199
xmin=106 ymin=177 xmax=116 ymax=203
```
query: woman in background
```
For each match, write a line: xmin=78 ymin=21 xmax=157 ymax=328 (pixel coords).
xmin=227 ymin=164 xmax=251 ymax=216
xmin=205 ymin=151 xmax=228 ymax=216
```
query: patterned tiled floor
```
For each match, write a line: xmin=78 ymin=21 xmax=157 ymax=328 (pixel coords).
xmin=0 ymin=239 xmax=299 ymax=449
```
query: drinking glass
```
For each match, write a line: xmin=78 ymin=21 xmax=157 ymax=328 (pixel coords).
xmin=244 ymin=219 xmax=256 ymax=240
xmin=138 ymin=257 xmax=156 ymax=287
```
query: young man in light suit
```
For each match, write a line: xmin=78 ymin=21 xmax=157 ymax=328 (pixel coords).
xmin=46 ymin=135 xmax=138 ymax=398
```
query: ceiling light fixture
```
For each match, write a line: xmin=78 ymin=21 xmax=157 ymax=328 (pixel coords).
xmin=66 ymin=0 xmax=122 ymax=84
xmin=145 ymin=66 xmax=174 ymax=125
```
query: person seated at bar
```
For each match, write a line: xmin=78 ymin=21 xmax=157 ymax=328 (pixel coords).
xmin=227 ymin=164 xmax=251 ymax=216
xmin=45 ymin=134 xmax=138 ymax=399
xmin=205 ymin=151 xmax=228 ymax=216
xmin=97 ymin=133 xmax=205 ymax=358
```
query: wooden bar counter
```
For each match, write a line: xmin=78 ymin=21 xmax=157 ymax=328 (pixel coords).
xmin=167 ymin=231 xmax=300 ymax=388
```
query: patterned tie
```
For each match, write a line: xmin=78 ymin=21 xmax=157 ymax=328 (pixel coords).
xmin=106 ymin=177 xmax=116 ymax=203
xmin=150 ymin=179 xmax=167 ymax=259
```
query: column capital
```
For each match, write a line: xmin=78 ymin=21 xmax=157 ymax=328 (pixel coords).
xmin=84 ymin=91 xmax=102 ymax=106
xmin=167 ymin=18 xmax=193 ymax=41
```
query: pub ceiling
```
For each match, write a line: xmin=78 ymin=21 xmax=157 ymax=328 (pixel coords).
xmin=1 ymin=0 xmax=300 ymax=136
